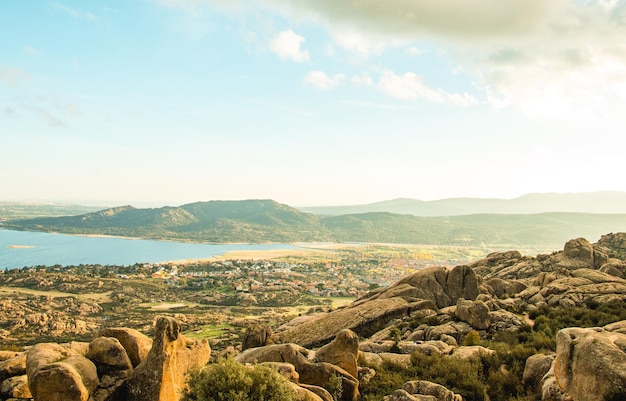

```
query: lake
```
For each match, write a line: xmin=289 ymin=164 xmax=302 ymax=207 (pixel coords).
xmin=0 ymin=229 xmax=298 ymax=269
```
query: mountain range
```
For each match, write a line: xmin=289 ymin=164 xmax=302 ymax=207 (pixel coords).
xmin=3 ymin=197 xmax=626 ymax=250
xmin=297 ymin=191 xmax=626 ymax=216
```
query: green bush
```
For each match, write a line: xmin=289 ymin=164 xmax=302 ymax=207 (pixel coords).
xmin=323 ymin=372 xmax=343 ymax=401
xmin=463 ymin=330 xmax=481 ymax=346
xmin=182 ymin=358 xmax=297 ymax=401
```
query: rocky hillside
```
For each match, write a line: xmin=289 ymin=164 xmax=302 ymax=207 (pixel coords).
xmin=272 ymin=233 xmax=626 ymax=348
xmin=266 ymin=233 xmax=626 ymax=400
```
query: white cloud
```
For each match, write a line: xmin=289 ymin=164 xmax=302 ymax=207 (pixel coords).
xmin=268 ymin=0 xmax=558 ymax=39
xmin=303 ymin=71 xmax=345 ymax=90
xmin=330 ymin=30 xmax=386 ymax=58
xmin=153 ymin=0 xmax=242 ymax=15
xmin=269 ymin=30 xmax=310 ymax=62
xmin=405 ymin=47 xmax=424 ymax=56
xmin=377 ymin=70 xmax=477 ymax=106
xmin=472 ymin=2 xmax=626 ymax=120
xmin=0 ymin=67 xmax=30 ymax=86
xmin=152 ymin=0 xmax=626 ymax=120
xmin=51 ymin=2 xmax=96 ymax=21
xmin=350 ymin=72 xmax=374 ymax=87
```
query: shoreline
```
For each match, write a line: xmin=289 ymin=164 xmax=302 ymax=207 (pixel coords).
xmin=163 ymin=243 xmax=363 ymax=265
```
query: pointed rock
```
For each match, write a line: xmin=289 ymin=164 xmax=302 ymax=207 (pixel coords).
xmin=125 ymin=317 xmax=211 ymax=401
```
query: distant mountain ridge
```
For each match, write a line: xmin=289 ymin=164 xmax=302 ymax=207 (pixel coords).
xmin=3 ymin=199 xmax=626 ymax=250
xmin=297 ymin=191 xmax=626 ymax=216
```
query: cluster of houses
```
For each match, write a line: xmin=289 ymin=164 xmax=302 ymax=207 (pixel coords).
xmin=6 ymin=254 xmax=456 ymax=301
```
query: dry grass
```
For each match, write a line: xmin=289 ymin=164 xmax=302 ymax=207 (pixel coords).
xmin=0 ymin=286 xmax=112 ymax=303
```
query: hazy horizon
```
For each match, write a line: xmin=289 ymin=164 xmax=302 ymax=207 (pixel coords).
xmin=3 ymin=190 xmax=626 ymax=210
xmin=2 ymin=1 xmax=626 ymax=207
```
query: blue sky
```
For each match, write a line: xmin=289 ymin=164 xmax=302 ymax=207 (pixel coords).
xmin=2 ymin=0 xmax=626 ymax=207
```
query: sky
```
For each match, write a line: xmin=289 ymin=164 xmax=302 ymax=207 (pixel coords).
xmin=1 ymin=0 xmax=626 ymax=207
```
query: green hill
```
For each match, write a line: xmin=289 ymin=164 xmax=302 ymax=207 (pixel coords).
xmin=3 ymin=200 xmax=626 ymax=248
xmin=2 ymin=200 xmax=331 ymax=243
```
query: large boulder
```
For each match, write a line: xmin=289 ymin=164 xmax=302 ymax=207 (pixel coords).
xmin=0 ymin=351 xmax=20 ymax=362
xmin=125 ymin=317 xmax=211 ymax=401
xmin=275 ymin=297 xmax=431 ymax=348
xmin=384 ymin=389 xmax=437 ymax=401
xmin=26 ymin=342 xmax=99 ymax=401
xmin=242 ymin=323 xmax=273 ymax=350
xmin=0 ymin=374 xmax=32 ymax=399
xmin=540 ymin=361 xmax=572 ymax=401
xmin=563 ymin=238 xmax=594 ymax=264
xmin=597 ymin=232 xmax=626 ymax=260
xmin=403 ymin=380 xmax=461 ymax=401
xmin=99 ymin=327 xmax=152 ymax=368
xmin=449 ymin=346 xmax=495 ymax=360
xmin=391 ymin=266 xmax=479 ymax=308
xmin=554 ymin=322 xmax=626 ymax=401
xmin=455 ymin=299 xmax=490 ymax=330
xmin=86 ymin=337 xmax=133 ymax=376
xmin=286 ymin=381 xmax=326 ymax=401
xmin=313 ymin=329 xmax=359 ymax=378
xmin=275 ymin=266 xmax=478 ymax=348
xmin=299 ymin=383 xmax=334 ymax=401
xmin=0 ymin=352 xmax=25 ymax=381
xmin=485 ymin=278 xmax=527 ymax=298
xmin=600 ymin=262 xmax=626 ymax=278
xmin=424 ymin=322 xmax=472 ymax=343
xmin=522 ymin=353 xmax=554 ymax=393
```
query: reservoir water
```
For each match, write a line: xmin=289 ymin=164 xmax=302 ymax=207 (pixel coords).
xmin=0 ymin=229 xmax=298 ymax=269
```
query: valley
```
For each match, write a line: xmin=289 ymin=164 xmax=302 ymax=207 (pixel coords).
xmin=1 ymin=233 xmax=626 ymax=400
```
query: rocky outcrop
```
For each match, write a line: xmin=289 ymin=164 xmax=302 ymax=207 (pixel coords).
xmin=242 ymin=323 xmax=273 ymax=350
xmin=523 ymin=353 xmax=554 ymax=393
xmin=385 ymin=389 xmax=437 ymax=400
xmin=541 ymin=361 xmax=572 ymax=401
xmin=125 ymin=316 xmax=211 ymax=401
xmin=99 ymin=327 xmax=152 ymax=368
xmin=26 ymin=342 xmax=99 ymax=401
xmin=554 ymin=321 xmax=626 ymax=401
xmin=275 ymin=297 xmax=433 ymax=348
xmin=87 ymin=337 xmax=133 ymax=376
xmin=449 ymin=346 xmax=494 ymax=360
xmin=468 ymin=235 xmax=626 ymax=310
xmin=275 ymin=265 xmax=478 ymax=348
xmin=387 ymin=265 xmax=480 ymax=308
xmin=0 ymin=374 xmax=31 ymax=399
xmin=596 ymin=232 xmax=626 ymax=260
xmin=313 ymin=329 xmax=359 ymax=378
xmin=0 ymin=353 xmax=25 ymax=382
xmin=0 ymin=318 xmax=213 ymax=401
xmin=455 ymin=299 xmax=490 ymax=330
xmin=383 ymin=380 xmax=462 ymax=401
xmin=0 ymin=294 xmax=101 ymax=343
xmin=402 ymin=380 xmax=462 ymax=401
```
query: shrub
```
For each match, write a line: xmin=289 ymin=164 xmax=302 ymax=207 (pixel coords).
xmin=323 ymin=372 xmax=343 ymax=401
xmin=463 ymin=330 xmax=481 ymax=346
xmin=182 ymin=358 xmax=297 ymax=401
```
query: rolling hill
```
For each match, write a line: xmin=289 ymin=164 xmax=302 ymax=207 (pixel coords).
xmin=3 ymin=199 xmax=626 ymax=249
